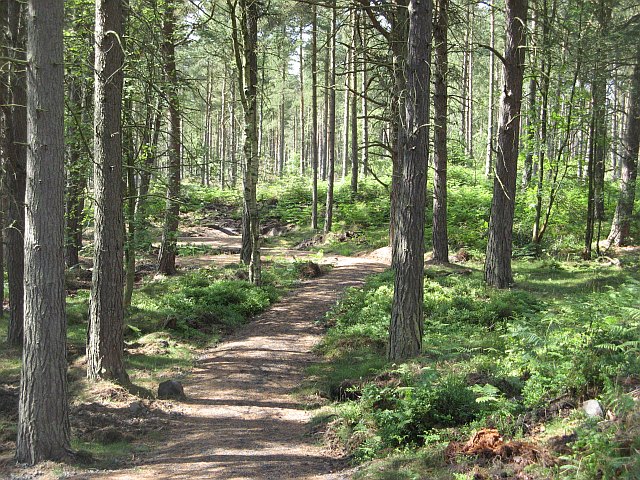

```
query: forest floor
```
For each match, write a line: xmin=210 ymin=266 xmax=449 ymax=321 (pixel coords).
xmin=3 ymin=228 xmax=390 ymax=480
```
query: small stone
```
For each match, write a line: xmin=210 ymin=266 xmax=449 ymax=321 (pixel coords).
xmin=582 ymin=399 xmax=604 ymax=418
xmin=128 ymin=401 xmax=146 ymax=415
xmin=158 ymin=380 xmax=185 ymax=400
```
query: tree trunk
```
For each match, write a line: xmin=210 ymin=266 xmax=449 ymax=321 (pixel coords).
xmin=484 ymin=0 xmax=495 ymax=178
xmin=432 ymin=0 xmax=449 ymax=263
xmin=322 ymin=27 xmax=330 ymax=181
xmin=608 ymin=45 xmax=640 ymax=246
xmin=230 ymin=0 xmax=261 ymax=283
xmin=87 ymin=0 xmax=128 ymax=383
xmin=324 ymin=3 xmax=337 ymax=234
xmin=17 ymin=0 xmax=70 ymax=463
xmin=158 ymin=3 xmax=181 ymax=275
xmin=299 ymin=22 xmax=305 ymax=175
xmin=242 ymin=0 xmax=261 ymax=284
xmin=135 ymin=95 xmax=162 ymax=226
xmin=341 ymin=23 xmax=351 ymax=181
xmin=532 ymin=0 xmax=552 ymax=246
xmin=2 ymin=0 xmax=27 ymax=346
xmin=219 ymin=67 xmax=227 ymax=187
xmin=350 ymin=12 xmax=359 ymax=195
xmin=389 ymin=2 xmax=408 ymax=253
xmin=64 ymin=79 xmax=89 ymax=269
xmin=466 ymin=7 xmax=474 ymax=160
xmin=311 ymin=5 xmax=319 ymax=230
xmin=389 ymin=0 xmax=431 ymax=362
xmin=361 ymin=24 xmax=369 ymax=178
xmin=484 ymin=0 xmax=528 ymax=288
xmin=584 ymin=0 xmax=611 ymax=258
xmin=278 ymin=26 xmax=286 ymax=177
xmin=230 ymin=76 xmax=238 ymax=187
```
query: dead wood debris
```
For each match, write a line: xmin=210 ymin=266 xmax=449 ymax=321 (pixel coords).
xmin=445 ymin=428 xmax=555 ymax=467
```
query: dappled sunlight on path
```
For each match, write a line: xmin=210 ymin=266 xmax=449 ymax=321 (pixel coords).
xmin=79 ymin=256 xmax=388 ymax=480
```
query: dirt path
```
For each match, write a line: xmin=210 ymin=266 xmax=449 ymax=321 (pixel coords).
xmin=81 ymin=254 xmax=388 ymax=480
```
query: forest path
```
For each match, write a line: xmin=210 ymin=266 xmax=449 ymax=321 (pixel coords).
xmin=84 ymin=251 xmax=389 ymax=480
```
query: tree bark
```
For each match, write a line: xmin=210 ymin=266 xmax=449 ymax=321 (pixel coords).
xmin=299 ymin=22 xmax=306 ymax=175
xmin=230 ymin=0 xmax=261 ymax=283
xmin=360 ymin=23 xmax=369 ymax=178
xmin=608 ymin=45 xmax=640 ymax=246
xmin=432 ymin=0 xmax=449 ymax=263
xmin=17 ymin=0 xmax=70 ymax=463
xmin=389 ymin=0 xmax=431 ymax=361
xmin=484 ymin=0 xmax=528 ymax=288
xmin=324 ymin=3 xmax=337 ymax=234
xmin=158 ymin=3 xmax=181 ymax=275
xmin=2 ymin=0 xmax=27 ymax=346
xmin=388 ymin=2 xmax=408 ymax=253
xmin=484 ymin=0 xmax=495 ymax=178
xmin=87 ymin=0 xmax=128 ymax=383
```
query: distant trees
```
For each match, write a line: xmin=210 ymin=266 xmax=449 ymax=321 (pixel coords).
xmin=5 ymin=0 xmax=640 ymax=464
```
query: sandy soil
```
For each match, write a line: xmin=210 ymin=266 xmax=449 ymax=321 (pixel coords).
xmin=70 ymin=252 xmax=388 ymax=480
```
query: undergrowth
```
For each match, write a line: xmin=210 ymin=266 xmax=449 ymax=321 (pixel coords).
xmin=311 ymin=260 xmax=640 ymax=478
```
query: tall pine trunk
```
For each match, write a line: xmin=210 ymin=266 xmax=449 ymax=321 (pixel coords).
xmin=324 ymin=3 xmax=337 ymax=234
xmin=484 ymin=0 xmax=528 ymax=288
xmin=608 ymin=45 xmax=640 ymax=246
xmin=350 ymin=12 xmax=359 ymax=195
xmin=2 ymin=0 xmax=27 ymax=346
xmin=432 ymin=0 xmax=449 ymax=263
xmin=389 ymin=0 xmax=432 ymax=361
xmin=87 ymin=0 xmax=128 ymax=383
xmin=311 ymin=6 xmax=319 ymax=230
xmin=17 ymin=0 xmax=70 ymax=463
xmin=158 ymin=3 xmax=182 ymax=275
xmin=484 ymin=1 xmax=495 ymax=178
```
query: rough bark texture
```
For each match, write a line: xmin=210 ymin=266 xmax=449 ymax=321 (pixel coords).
xmin=2 ymin=0 xmax=27 ymax=346
xmin=608 ymin=45 xmax=640 ymax=246
xmin=16 ymin=0 xmax=70 ymax=463
xmin=324 ymin=4 xmax=337 ymax=235
xmin=484 ymin=0 xmax=527 ymax=288
xmin=432 ymin=0 xmax=449 ymax=263
xmin=240 ymin=0 xmax=261 ymax=284
xmin=158 ymin=3 xmax=181 ymax=275
xmin=389 ymin=0 xmax=431 ymax=361
xmin=388 ymin=1 xmax=408 ymax=254
xmin=87 ymin=0 xmax=128 ymax=383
